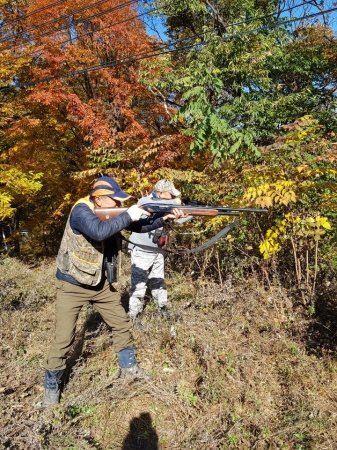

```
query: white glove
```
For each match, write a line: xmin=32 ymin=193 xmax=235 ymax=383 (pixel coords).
xmin=126 ymin=205 xmax=148 ymax=221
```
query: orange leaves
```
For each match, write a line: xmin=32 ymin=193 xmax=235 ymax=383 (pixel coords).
xmin=0 ymin=0 xmax=195 ymax=248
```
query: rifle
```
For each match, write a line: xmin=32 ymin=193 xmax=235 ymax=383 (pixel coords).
xmin=95 ymin=203 xmax=267 ymax=221
xmin=94 ymin=200 xmax=267 ymax=254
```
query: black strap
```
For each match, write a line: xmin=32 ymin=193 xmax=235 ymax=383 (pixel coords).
xmin=120 ymin=220 xmax=239 ymax=255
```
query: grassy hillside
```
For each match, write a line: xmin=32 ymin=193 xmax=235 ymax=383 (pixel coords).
xmin=1 ymin=256 xmax=337 ymax=450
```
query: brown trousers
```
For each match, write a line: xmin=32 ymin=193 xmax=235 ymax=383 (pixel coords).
xmin=45 ymin=278 xmax=133 ymax=371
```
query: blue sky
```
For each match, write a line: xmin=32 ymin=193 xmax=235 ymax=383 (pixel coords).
xmin=142 ymin=3 xmax=337 ymax=41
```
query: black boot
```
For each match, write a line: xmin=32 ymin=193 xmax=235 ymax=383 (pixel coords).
xmin=42 ymin=369 xmax=64 ymax=407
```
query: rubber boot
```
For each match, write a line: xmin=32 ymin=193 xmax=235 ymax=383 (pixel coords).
xmin=42 ymin=369 xmax=64 ymax=407
xmin=116 ymin=346 xmax=151 ymax=381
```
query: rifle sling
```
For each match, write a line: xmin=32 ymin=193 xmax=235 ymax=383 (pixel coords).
xmin=120 ymin=220 xmax=239 ymax=255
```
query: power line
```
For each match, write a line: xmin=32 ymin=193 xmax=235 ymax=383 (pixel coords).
xmin=0 ymin=0 xmax=110 ymax=43
xmin=1 ymin=6 xmax=335 ymax=92
xmin=0 ymin=0 xmax=137 ymax=48
xmin=3 ymin=7 xmax=159 ymax=66
xmin=0 ymin=1 xmax=138 ymax=53
xmin=1 ymin=0 xmax=67 ymax=27
xmin=0 ymin=0 xmax=317 ymax=50
xmin=0 ymin=0 xmax=314 ymax=60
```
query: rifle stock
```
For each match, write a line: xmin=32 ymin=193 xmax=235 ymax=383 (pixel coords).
xmin=95 ymin=207 xmax=129 ymax=221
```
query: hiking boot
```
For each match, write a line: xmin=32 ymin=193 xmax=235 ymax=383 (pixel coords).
xmin=117 ymin=363 xmax=151 ymax=381
xmin=43 ymin=387 xmax=61 ymax=407
xmin=42 ymin=369 xmax=63 ymax=407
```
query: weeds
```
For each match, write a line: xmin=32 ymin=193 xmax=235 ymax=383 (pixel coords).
xmin=0 ymin=257 xmax=337 ymax=449
xmin=0 ymin=257 xmax=56 ymax=310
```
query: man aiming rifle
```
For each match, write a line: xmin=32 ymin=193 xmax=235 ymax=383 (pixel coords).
xmin=42 ymin=176 xmax=187 ymax=407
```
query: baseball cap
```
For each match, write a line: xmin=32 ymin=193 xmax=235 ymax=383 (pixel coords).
xmin=91 ymin=176 xmax=131 ymax=201
xmin=153 ymin=179 xmax=181 ymax=197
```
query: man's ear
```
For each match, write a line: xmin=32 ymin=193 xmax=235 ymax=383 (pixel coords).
xmin=93 ymin=196 xmax=102 ymax=207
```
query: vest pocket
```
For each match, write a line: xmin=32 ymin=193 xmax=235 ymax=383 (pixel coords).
xmin=72 ymin=254 xmax=99 ymax=275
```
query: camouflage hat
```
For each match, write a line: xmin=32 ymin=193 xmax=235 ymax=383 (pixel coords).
xmin=153 ymin=179 xmax=181 ymax=197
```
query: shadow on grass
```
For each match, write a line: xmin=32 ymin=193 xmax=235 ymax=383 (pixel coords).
xmin=305 ymin=288 xmax=337 ymax=358
xmin=122 ymin=412 xmax=159 ymax=450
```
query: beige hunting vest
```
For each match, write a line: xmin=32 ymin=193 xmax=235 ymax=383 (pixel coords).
xmin=56 ymin=196 xmax=105 ymax=286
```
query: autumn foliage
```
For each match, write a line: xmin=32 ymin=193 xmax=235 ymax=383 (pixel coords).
xmin=0 ymin=0 xmax=181 ymax=253
xmin=1 ymin=4 xmax=337 ymax=449
xmin=0 ymin=0 xmax=336 ymax=294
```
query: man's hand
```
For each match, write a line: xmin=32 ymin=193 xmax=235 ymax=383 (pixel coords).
xmin=163 ymin=208 xmax=189 ymax=221
xmin=127 ymin=205 xmax=150 ymax=221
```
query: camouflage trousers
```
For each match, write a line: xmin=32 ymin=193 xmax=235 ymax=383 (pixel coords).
xmin=129 ymin=247 xmax=168 ymax=319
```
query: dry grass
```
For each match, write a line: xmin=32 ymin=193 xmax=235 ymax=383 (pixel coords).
xmin=0 ymin=257 xmax=337 ymax=450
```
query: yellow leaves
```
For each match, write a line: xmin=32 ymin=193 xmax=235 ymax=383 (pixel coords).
xmin=266 ymin=228 xmax=278 ymax=240
xmin=259 ymin=213 xmax=332 ymax=259
xmin=304 ymin=216 xmax=331 ymax=230
xmin=244 ymin=181 xmax=296 ymax=208
xmin=0 ymin=192 xmax=14 ymax=220
xmin=284 ymin=116 xmax=323 ymax=144
xmin=122 ymin=168 xmax=140 ymax=184
xmin=303 ymin=215 xmax=332 ymax=241
xmin=259 ymin=218 xmax=290 ymax=259
xmin=226 ymin=234 xmax=235 ymax=243
xmin=244 ymin=184 xmax=268 ymax=200
xmin=209 ymin=215 xmax=231 ymax=229
xmin=154 ymin=168 xmax=207 ymax=185
xmin=0 ymin=168 xmax=43 ymax=219
xmin=296 ymin=166 xmax=337 ymax=179
xmin=296 ymin=165 xmax=306 ymax=173
xmin=318 ymin=217 xmax=331 ymax=230
xmin=0 ymin=168 xmax=43 ymax=195
xmin=259 ymin=239 xmax=280 ymax=259
xmin=256 ymin=196 xmax=273 ymax=208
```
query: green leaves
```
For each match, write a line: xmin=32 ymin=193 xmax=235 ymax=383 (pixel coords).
xmin=155 ymin=0 xmax=337 ymax=166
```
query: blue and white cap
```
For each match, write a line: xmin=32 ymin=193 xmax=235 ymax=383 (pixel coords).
xmin=91 ymin=176 xmax=131 ymax=201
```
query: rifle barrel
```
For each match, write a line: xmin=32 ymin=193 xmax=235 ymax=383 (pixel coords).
xmin=216 ymin=207 xmax=267 ymax=213
xmin=142 ymin=203 xmax=267 ymax=214
xmin=183 ymin=198 xmax=268 ymax=213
